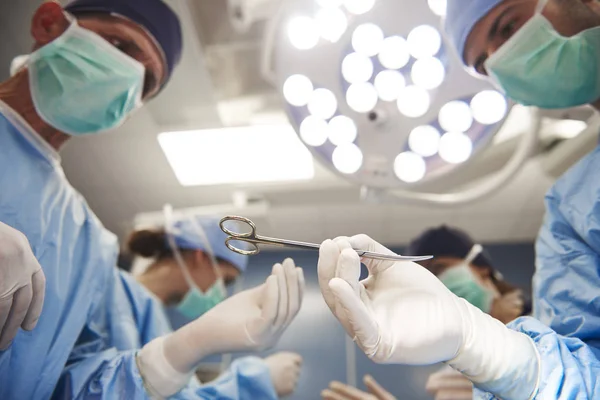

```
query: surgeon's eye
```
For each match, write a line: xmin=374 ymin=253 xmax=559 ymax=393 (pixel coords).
xmin=499 ymin=20 xmax=518 ymax=39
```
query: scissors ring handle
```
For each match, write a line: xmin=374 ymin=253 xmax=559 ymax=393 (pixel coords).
xmin=225 ymin=237 xmax=260 ymax=256
xmin=219 ymin=215 xmax=257 ymax=238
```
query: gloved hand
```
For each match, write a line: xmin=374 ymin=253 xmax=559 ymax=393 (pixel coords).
xmin=322 ymin=375 xmax=396 ymax=400
xmin=425 ymin=365 xmax=473 ymax=400
xmin=0 ymin=222 xmax=46 ymax=350
xmin=264 ymin=351 xmax=303 ymax=397
xmin=318 ymin=235 xmax=540 ymax=400
xmin=490 ymin=290 xmax=525 ymax=324
xmin=137 ymin=259 xmax=305 ymax=398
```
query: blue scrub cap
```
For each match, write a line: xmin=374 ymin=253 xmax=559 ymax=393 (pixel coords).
xmin=64 ymin=0 xmax=183 ymax=82
xmin=444 ymin=0 xmax=503 ymax=63
xmin=168 ymin=215 xmax=249 ymax=272
xmin=405 ymin=225 xmax=494 ymax=269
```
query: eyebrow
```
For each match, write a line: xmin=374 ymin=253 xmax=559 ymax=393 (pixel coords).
xmin=488 ymin=5 xmax=516 ymax=40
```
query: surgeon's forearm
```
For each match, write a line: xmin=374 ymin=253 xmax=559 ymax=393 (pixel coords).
xmin=449 ymin=298 xmax=540 ymax=400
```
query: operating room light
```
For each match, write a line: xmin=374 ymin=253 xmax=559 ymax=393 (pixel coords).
xmin=342 ymin=52 xmax=374 ymax=84
xmin=332 ymin=143 xmax=363 ymax=174
xmin=346 ymin=82 xmax=379 ymax=113
xmin=427 ymin=0 xmax=447 ymax=16
xmin=439 ymin=101 xmax=473 ymax=133
xmin=300 ymin=116 xmax=330 ymax=146
xmin=343 ymin=0 xmax=376 ymax=15
xmin=288 ymin=16 xmax=320 ymax=50
xmin=470 ymin=90 xmax=508 ymax=125
xmin=374 ymin=70 xmax=406 ymax=101
xmin=394 ymin=151 xmax=426 ymax=183
xmin=407 ymin=25 xmax=442 ymax=59
xmin=409 ymin=125 xmax=440 ymax=157
xmin=378 ymin=36 xmax=410 ymax=70
xmin=397 ymin=85 xmax=430 ymax=118
xmin=283 ymin=74 xmax=314 ymax=106
xmin=328 ymin=115 xmax=358 ymax=145
xmin=308 ymin=88 xmax=338 ymax=120
xmin=411 ymin=57 xmax=445 ymax=90
xmin=439 ymin=132 xmax=473 ymax=164
xmin=317 ymin=0 xmax=344 ymax=8
xmin=316 ymin=8 xmax=348 ymax=42
xmin=352 ymin=23 xmax=384 ymax=57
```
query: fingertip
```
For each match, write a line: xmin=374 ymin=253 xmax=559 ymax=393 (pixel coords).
xmin=340 ymin=247 xmax=360 ymax=263
xmin=363 ymin=374 xmax=373 ymax=383
xmin=272 ymin=263 xmax=283 ymax=275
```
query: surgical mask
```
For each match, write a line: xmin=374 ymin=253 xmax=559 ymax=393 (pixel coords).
xmin=28 ymin=15 xmax=144 ymax=135
xmin=485 ymin=0 xmax=600 ymax=109
xmin=164 ymin=205 xmax=227 ymax=320
xmin=438 ymin=245 xmax=496 ymax=313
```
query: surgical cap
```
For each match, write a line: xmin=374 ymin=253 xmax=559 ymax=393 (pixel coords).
xmin=405 ymin=225 xmax=493 ymax=268
xmin=168 ymin=216 xmax=248 ymax=272
xmin=64 ymin=0 xmax=183 ymax=81
xmin=444 ymin=0 xmax=503 ymax=63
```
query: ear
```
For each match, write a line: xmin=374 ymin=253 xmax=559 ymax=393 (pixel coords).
xmin=31 ymin=1 xmax=69 ymax=47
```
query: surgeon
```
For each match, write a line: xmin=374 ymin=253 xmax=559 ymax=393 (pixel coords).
xmin=317 ymin=0 xmax=600 ymax=398
xmin=127 ymin=215 xmax=303 ymax=398
xmin=0 ymin=0 xmax=305 ymax=398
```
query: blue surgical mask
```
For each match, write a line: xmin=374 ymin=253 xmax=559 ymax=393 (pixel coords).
xmin=176 ymin=278 xmax=226 ymax=320
xmin=485 ymin=0 xmax=600 ymax=109
xmin=438 ymin=245 xmax=496 ymax=313
xmin=28 ymin=15 xmax=144 ymax=135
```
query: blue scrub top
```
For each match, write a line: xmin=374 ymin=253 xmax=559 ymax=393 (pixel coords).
xmin=0 ymin=102 xmax=276 ymax=400
xmin=474 ymin=144 xmax=600 ymax=399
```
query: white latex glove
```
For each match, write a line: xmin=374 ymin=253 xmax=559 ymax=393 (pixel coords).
xmin=0 ymin=222 xmax=46 ymax=350
xmin=318 ymin=236 xmax=540 ymax=400
xmin=425 ymin=365 xmax=473 ymax=400
xmin=322 ymin=375 xmax=396 ymax=400
xmin=137 ymin=259 xmax=305 ymax=398
xmin=264 ymin=351 xmax=303 ymax=397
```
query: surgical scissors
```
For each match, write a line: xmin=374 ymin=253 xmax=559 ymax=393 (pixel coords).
xmin=219 ymin=215 xmax=433 ymax=262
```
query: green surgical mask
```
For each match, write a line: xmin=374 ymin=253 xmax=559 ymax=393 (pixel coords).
xmin=485 ymin=0 xmax=600 ymax=109
xmin=176 ymin=279 xmax=226 ymax=320
xmin=438 ymin=245 xmax=495 ymax=313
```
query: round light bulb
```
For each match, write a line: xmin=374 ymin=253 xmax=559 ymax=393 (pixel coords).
xmin=394 ymin=152 xmax=426 ymax=183
xmin=328 ymin=115 xmax=358 ymax=145
xmin=409 ymin=125 xmax=441 ymax=157
xmin=332 ymin=143 xmax=363 ymax=174
xmin=317 ymin=0 xmax=343 ymax=8
xmin=283 ymin=74 xmax=313 ymax=106
xmin=470 ymin=90 xmax=508 ymax=125
xmin=397 ymin=85 xmax=430 ymax=118
xmin=377 ymin=35 xmax=410 ymax=70
xmin=374 ymin=70 xmax=406 ymax=101
xmin=343 ymin=0 xmax=375 ymax=15
xmin=427 ymin=0 xmax=447 ymax=16
xmin=346 ymin=82 xmax=378 ymax=113
xmin=288 ymin=16 xmax=319 ymax=50
xmin=407 ymin=25 xmax=442 ymax=59
xmin=411 ymin=57 xmax=445 ymax=90
xmin=352 ymin=23 xmax=384 ymax=57
xmin=308 ymin=88 xmax=337 ymax=120
xmin=316 ymin=8 xmax=347 ymax=43
xmin=300 ymin=116 xmax=329 ymax=146
xmin=439 ymin=132 xmax=473 ymax=164
xmin=342 ymin=52 xmax=374 ymax=84
xmin=438 ymin=100 xmax=473 ymax=132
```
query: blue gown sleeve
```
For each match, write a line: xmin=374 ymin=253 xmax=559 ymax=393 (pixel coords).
xmin=53 ymin=269 xmax=277 ymax=400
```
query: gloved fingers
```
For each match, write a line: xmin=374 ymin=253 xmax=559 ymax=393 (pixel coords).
xmin=328 ymin=381 xmax=373 ymax=400
xmin=282 ymin=258 xmax=299 ymax=327
xmin=21 ymin=268 xmax=45 ymax=331
xmin=318 ymin=239 xmax=343 ymax=311
xmin=433 ymin=389 xmax=473 ymax=400
xmin=296 ymin=267 xmax=305 ymax=306
xmin=328 ymin=277 xmax=379 ymax=357
xmin=271 ymin=263 xmax=288 ymax=329
xmin=347 ymin=234 xmax=396 ymax=274
xmin=0 ymin=284 xmax=32 ymax=350
xmin=336 ymin=248 xmax=362 ymax=295
xmin=321 ymin=388 xmax=355 ymax=400
xmin=364 ymin=375 xmax=396 ymax=400
xmin=261 ymin=274 xmax=280 ymax=325
xmin=0 ymin=295 xmax=13 ymax=342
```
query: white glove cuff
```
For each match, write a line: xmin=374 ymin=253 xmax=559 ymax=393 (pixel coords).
xmin=137 ymin=335 xmax=194 ymax=399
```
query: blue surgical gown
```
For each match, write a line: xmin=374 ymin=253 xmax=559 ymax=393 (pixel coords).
xmin=474 ymin=145 xmax=600 ymax=399
xmin=0 ymin=102 xmax=277 ymax=400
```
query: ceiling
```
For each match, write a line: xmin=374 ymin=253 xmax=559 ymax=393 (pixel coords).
xmin=1 ymin=0 xmax=595 ymax=248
